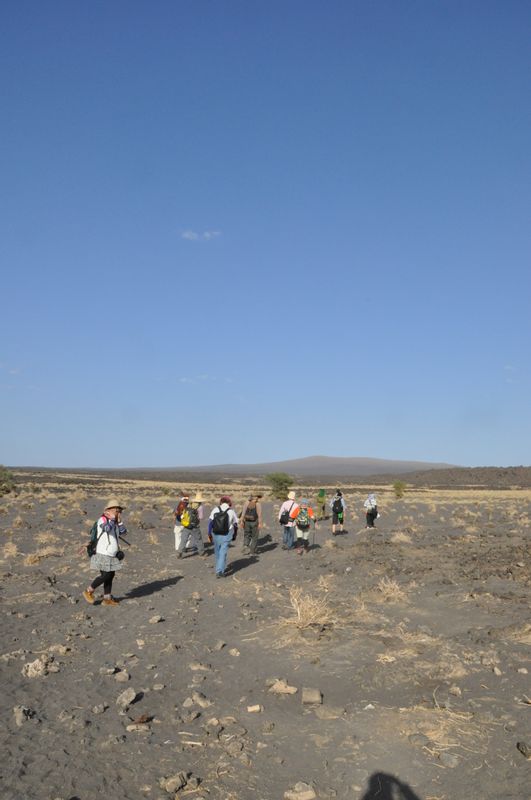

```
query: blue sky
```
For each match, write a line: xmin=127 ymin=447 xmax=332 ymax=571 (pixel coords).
xmin=1 ymin=1 xmax=529 ymax=468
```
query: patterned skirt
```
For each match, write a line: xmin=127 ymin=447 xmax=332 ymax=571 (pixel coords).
xmin=90 ymin=553 xmax=124 ymax=572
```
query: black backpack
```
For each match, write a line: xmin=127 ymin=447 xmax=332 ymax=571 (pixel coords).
xmin=187 ymin=506 xmax=200 ymax=528
xmin=279 ymin=501 xmax=295 ymax=526
xmin=212 ymin=507 xmax=230 ymax=535
xmin=332 ymin=498 xmax=343 ymax=514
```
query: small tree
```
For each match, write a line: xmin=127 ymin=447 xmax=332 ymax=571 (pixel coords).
xmin=266 ymin=472 xmax=294 ymax=500
xmin=0 ymin=465 xmax=15 ymax=496
xmin=392 ymin=480 xmax=406 ymax=499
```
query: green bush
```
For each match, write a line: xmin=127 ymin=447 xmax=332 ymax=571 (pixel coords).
xmin=266 ymin=472 xmax=294 ymax=500
xmin=0 ymin=466 xmax=15 ymax=496
xmin=392 ymin=480 xmax=406 ymax=499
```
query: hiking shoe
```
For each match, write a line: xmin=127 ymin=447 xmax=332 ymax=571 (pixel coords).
xmin=102 ymin=597 xmax=119 ymax=606
xmin=176 ymin=552 xmax=183 ymax=559
xmin=83 ymin=590 xmax=95 ymax=604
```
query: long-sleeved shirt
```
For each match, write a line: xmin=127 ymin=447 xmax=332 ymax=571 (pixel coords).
xmin=95 ymin=515 xmax=127 ymax=557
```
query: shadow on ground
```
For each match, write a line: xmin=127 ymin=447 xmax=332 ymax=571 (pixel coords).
xmin=360 ymin=772 xmax=422 ymax=800
xmin=124 ymin=576 xmax=183 ymax=598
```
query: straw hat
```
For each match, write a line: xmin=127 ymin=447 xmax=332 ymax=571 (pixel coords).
xmin=105 ymin=497 xmax=125 ymax=511
xmin=287 ymin=490 xmax=296 ymax=500
xmin=192 ymin=493 xmax=204 ymax=503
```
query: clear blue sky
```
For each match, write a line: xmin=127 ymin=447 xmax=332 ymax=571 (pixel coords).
xmin=1 ymin=1 xmax=529 ymax=468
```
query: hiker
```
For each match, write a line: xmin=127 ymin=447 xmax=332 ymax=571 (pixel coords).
xmin=208 ymin=495 xmax=239 ymax=578
xmin=83 ymin=499 xmax=128 ymax=606
xmin=290 ymin=498 xmax=317 ymax=554
xmin=316 ymin=489 xmax=327 ymax=520
xmin=278 ymin=490 xmax=298 ymax=550
xmin=177 ymin=493 xmax=205 ymax=558
xmin=330 ymin=489 xmax=346 ymax=534
xmin=240 ymin=494 xmax=263 ymax=555
xmin=364 ymin=492 xmax=378 ymax=528
xmin=173 ymin=494 xmax=191 ymax=551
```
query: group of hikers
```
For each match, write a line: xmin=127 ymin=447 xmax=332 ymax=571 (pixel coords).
xmin=83 ymin=490 xmax=379 ymax=604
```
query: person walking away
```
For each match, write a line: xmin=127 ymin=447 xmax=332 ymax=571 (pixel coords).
xmin=290 ymin=498 xmax=317 ymax=554
xmin=208 ymin=495 xmax=239 ymax=577
xmin=83 ymin=499 xmax=128 ymax=606
xmin=174 ymin=494 xmax=191 ymax=552
xmin=240 ymin=494 xmax=263 ymax=555
xmin=278 ymin=490 xmax=298 ymax=550
xmin=177 ymin=493 xmax=205 ymax=558
xmin=330 ymin=489 xmax=346 ymax=535
xmin=364 ymin=493 xmax=378 ymax=528
xmin=316 ymin=489 xmax=327 ymax=520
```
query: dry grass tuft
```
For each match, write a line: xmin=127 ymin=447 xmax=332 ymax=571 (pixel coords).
xmin=147 ymin=532 xmax=159 ymax=545
xmin=376 ymin=577 xmax=408 ymax=603
xmin=24 ymin=546 xmax=64 ymax=565
xmin=283 ymin=585 xmax=337 ymax=630
xmin=35 ymin=532 xmax=60 ymax=545
xmin=399 ymin=703 xmax=491 ymax=757
xmin=2 ymin=541 xmax=18 ymax=559
xmin=391 ymin=531 xmax=412 ymax=544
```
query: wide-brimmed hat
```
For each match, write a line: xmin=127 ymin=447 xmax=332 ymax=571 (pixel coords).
xmin=288 ymin=490 xmax=296 ymax=500
xmin=192 ymin=493 xmax=204 ymax=503
xmin=105 ymin=497 xmax=125 ymax=511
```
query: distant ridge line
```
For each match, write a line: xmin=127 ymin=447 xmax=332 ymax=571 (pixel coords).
xmin=139 ymin=455 xmax=458 ymax=477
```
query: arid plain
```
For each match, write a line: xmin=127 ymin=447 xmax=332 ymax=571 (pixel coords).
xmin=1 ymin=471 xmax=530 ymax=800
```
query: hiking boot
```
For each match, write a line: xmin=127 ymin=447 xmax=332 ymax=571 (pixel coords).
xmin=176 ymin=552 xmax=183 ymax=558
xmin=102 ymin=597 xmax=119 ymax=606
xmin=83 ymin=590 xmax=95 ymax=604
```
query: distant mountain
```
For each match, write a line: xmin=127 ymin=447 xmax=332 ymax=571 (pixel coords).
xmin=165 ymin=455 xmax=458 ymax=478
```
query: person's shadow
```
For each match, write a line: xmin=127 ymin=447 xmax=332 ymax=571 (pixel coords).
xmin=124 ymin=576 xmax=182 ymax=599
xmin=359 ymin=772 xmax=422 ymax=800
xmin=227 ymin=556 xmax=259 ymax=575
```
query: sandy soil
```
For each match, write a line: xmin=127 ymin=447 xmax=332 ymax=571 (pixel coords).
xmin=1 ymin=474 xmax=530 ymax=800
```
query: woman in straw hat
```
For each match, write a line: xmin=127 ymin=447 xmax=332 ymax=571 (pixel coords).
xmin=83 ymin=498 xmax=128 ymax=606
xmin=176 ymin=493 xmax=205 ymax=558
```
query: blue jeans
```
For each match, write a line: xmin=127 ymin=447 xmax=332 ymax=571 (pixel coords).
xmin=283 ymin=526 xmax=294 ymax=548
xmin=213 ymin=531 xmax=233 ymax=575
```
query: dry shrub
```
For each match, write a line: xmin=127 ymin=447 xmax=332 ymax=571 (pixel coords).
xmin=399 ymin=705 xmax=490 ymax=757
xmin=24 ymin=546 xmax=64 ymax=565
xmin=391 ymin=531 xmax=412 ymax=544
xmin=12 ymin=515 xmax=26 ymax=529
xmin=35 ymin=532 xmax=60 ymax=544
xmin=147 ymin=532 xmax=159 ymax=545
xmin=376 ymin=577 xmax=408 ymax=603
xmin=3 ymin=541 xmax=18 ymax=559
xmin=283 ymin=585 xmax=337 ymax=630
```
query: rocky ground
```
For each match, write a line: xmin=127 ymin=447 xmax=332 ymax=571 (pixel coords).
xmin=1 ymin=475 xmax=530 ymax=800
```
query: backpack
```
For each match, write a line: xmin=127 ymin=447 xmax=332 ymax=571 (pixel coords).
xmin=86 ymin=514 xmax=108 ymax=557
xmin=279 ymin=501 xmax=295 ymax=526
xmin=212 ymin=507 xmax=230 ymax=535
xmin=296 ymin=507 xmax=310 ymax=530
xmin=332 ymin=498 xmax=343 ymax=515
xmin=181 ymin=508 xmax=200 ymax=528
xmin=245 ymin=501 xmax=258 ymax=522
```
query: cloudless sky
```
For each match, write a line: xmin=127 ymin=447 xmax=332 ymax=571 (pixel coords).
xmin=1 ymin=1 xmax=530 ymax=468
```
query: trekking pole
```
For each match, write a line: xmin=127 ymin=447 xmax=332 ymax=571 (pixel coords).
xmin=119 ymin=535 xmax=131 ymax=547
